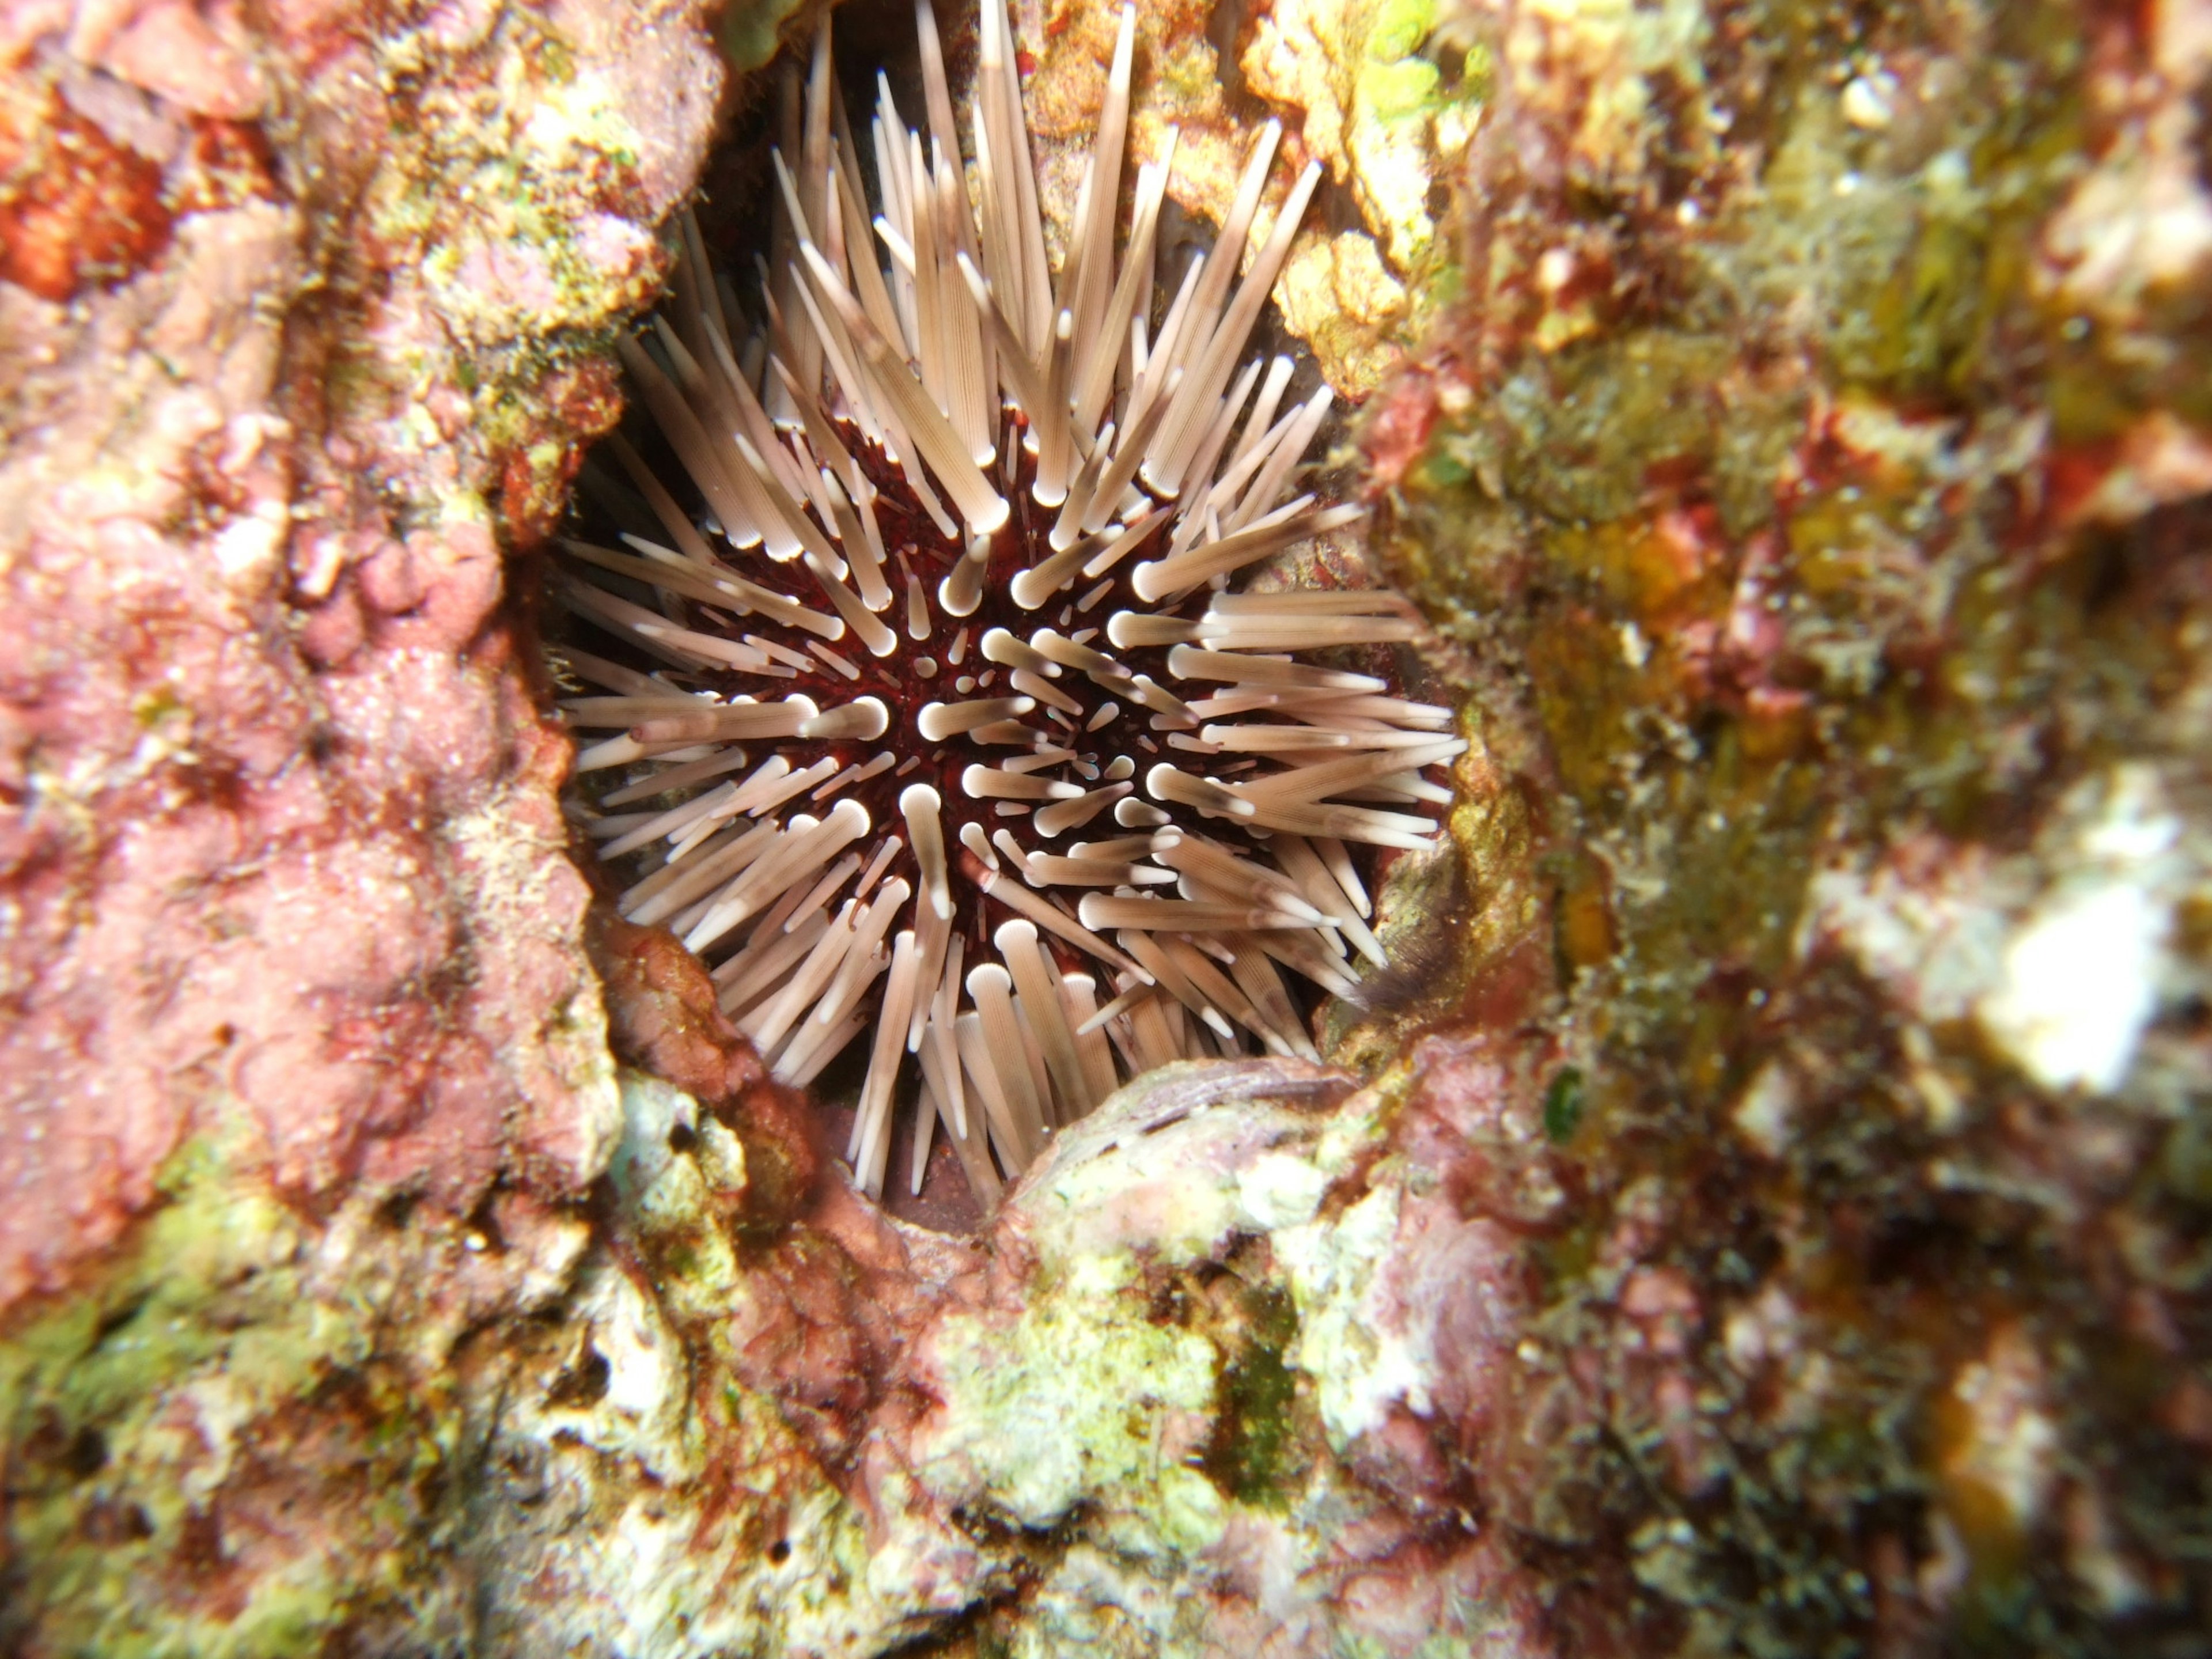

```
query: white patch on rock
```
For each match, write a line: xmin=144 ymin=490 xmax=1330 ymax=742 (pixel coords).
xmin=1805 ymin=764 xmax=2184 ymax=1099
xmin=1802 ymin=846 xmax=2009 ymax=1025
xmin=1234 ymin=1149 xmax=1330 ymax=1231
xmin=1978 ymin=877 xmax=2166 ymax=1092
xmin=1276 ymin=1184 xmax=1429 ymax=1445
xmin=592 ymin=1272 xmax=678 ymax=1423
xmin=1942 ymin=1324 xmax=2059 ymax=1532
xmin=575 ymin=210 xmax=653 ymax=280
xmin=1978 ymin=766 xmax=2178 ymax=1094
xmin=1840 ymin=69 xmax=1897 ymax=130
xmin=1730 ymin=1059 xmax=1800 ymax=1158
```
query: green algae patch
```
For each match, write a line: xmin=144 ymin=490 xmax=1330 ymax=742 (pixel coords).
xmin=1542 ymin=1067 xmax=1586 ymax=1145
xmin=1241 ymin=0 xmax=1484 ymax=392
xmin=1346 ymin=0 xmax=1455 ymax=270
xmin=923 ymin=1249 xmax=1220 ymax=1541
xmin=605 ymin=1070 xmax=744 ymax=1317
xmin=1198 ymin=1283 xmax=1305 ymax=1510
xmin=369 ymin=15 xmax=662 ymax=351
xmin=0 ymin=1139 xmax=452 ymax=1658
xmin=1275 ymin=1184 xmax=1420 ymax=1450
xmin=715 ymin=0 xmax=812 ymax=73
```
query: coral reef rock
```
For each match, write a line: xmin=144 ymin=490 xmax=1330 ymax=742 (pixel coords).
xmin=1371 ymin=0 xmax=2212 ymax=1651
xmin=4 ymin=0 xmax=2210 ymax=1654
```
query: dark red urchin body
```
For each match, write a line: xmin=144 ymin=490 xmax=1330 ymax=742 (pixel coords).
xmin=555 ymin=0 xmax=1460 ymax=1206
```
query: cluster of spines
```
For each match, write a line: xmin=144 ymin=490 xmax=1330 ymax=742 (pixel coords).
xmin=556 ymin=0 xmax=1462 ymax=1203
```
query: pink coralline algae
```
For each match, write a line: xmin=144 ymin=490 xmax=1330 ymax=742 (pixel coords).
xmin=0 ymin=0 xmax=721 ymax=1306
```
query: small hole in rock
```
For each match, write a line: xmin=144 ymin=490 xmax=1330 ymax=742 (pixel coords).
xmin=79 ymin=1498 xmax=154 ymax=1543
xmin=90 ymin=1294 xmax=146 ymax=1347
xmin=375 ymin=1190 xmax=419 ymax=1231
xmin=65 ymin=1426 xmax=108 ymax=1479
xmin=463 ymin=1187 xmax=507 ymax=1253
xmin=545 ymin=1343 xmax=611 ymax=1409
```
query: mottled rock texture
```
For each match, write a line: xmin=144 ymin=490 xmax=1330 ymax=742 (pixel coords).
xmin=0 ymin=0 xmax=728 ymax=1310
xmin=1370 ymin=0 xmax=2212 ymax=1652
xmin=0 ymin=0 xmax=712 ymax=1642
xmin=4 ymin=0 xmax=2210 ymax=1654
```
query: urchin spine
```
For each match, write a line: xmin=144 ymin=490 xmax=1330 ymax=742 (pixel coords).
xmin=559 ymin=0 xmax=1461 ymax=1202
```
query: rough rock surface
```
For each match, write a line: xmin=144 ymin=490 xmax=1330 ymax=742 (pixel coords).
xmin=5 ymin=0 xmax=2211 ymax=1655
xmin=1 ymin=0 xmax=714 ymax=1641
xmin=1369 ymin=0 xmax=2212 ymax=1650
xmin=0 ymin=0 xmax=725 ymax=1309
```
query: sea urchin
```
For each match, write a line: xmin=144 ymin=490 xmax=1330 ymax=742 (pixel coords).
xmin=557 ymin=0 xmax=1461 ymax=1205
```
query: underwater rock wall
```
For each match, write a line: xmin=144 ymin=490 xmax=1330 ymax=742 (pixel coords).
xmin=1374 ymin=0 xmax=2212 ymax=1650
xmin=0 ymin=0 xmax=728 ymax=1308
xmin=2 ymin=0 xmax=2208 ymax=1654
xmin=0 ymin=0 xmax=721 ymax=1644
